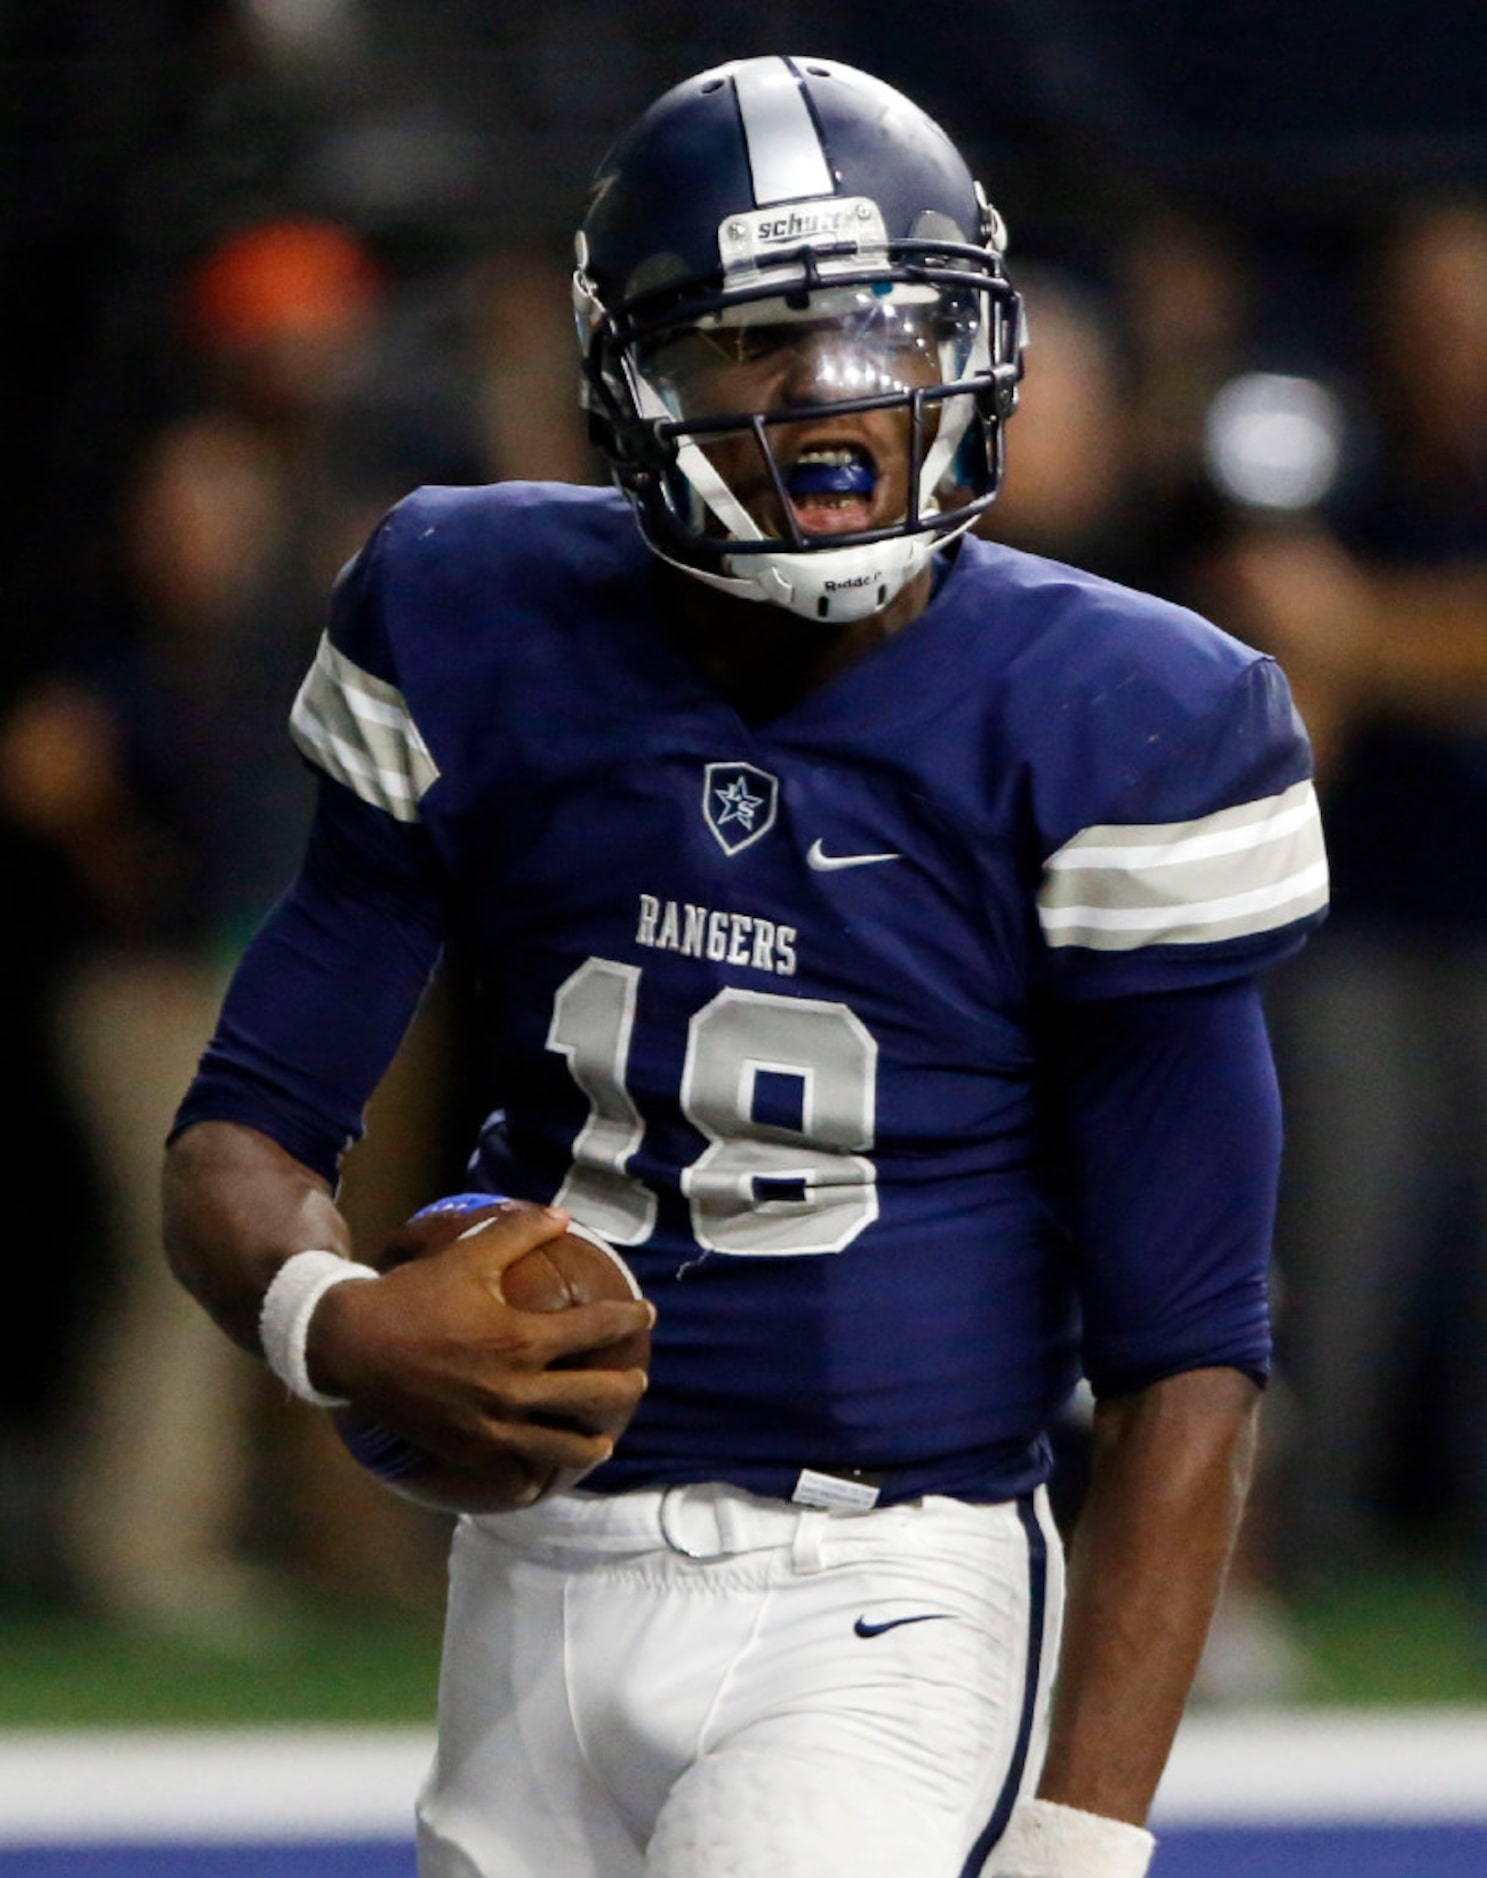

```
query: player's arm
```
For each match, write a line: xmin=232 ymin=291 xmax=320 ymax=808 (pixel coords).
xmin=992 ymin=981 xmax=1278 ymax=1875
xmin=164 ymin=1118 xmax=649 ymax=1484
xmin=164 ymin=1118 xmax=350 ymax=1351
xmin=1035 ymin=1365 xmax=1258 ymax=1824
xmin=164 ymin=780 xmax=652 ymax=1478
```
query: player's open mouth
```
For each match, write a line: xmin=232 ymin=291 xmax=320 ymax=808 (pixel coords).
xmin=784 ymin=444 xmax=879 ymax=537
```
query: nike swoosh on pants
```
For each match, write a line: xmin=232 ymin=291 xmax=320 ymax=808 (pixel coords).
xmin=853 ymin=1613 xmax=953 ymax=1638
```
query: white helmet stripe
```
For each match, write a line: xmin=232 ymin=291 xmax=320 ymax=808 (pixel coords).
xmin=732 ymin=58 xmax=834 ymax=206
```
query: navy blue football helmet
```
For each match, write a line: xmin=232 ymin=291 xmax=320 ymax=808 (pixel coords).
xmin=574 ymin=55 xmax=1023 ymax=621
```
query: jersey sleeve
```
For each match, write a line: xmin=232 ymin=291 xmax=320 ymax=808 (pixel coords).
xmin=173 ymin=776 xmax=449 ymax=1182
xmin=286 ymin=505 xmax=442 ymax=825
xmin=172 ymin=510 xmax=451 ymax=1184
xmin=1046 ymin=979 xmax=1280 ymax=1395
xmin=1032 ymin=651 xmax=1328 ymax=1001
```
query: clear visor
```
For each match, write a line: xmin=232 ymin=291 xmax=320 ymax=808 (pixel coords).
xmin=631 ymin=281 xmax=985 ymax=422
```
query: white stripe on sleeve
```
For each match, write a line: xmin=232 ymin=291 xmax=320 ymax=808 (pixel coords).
xmin=288 ymin=634 xmax=439 ymax=823
xmin=1038 ymin=778 xmax=1328 ymax=951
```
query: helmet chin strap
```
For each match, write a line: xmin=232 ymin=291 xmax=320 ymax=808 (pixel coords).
xmin=665 ymin=533 xmax=936 ymax=622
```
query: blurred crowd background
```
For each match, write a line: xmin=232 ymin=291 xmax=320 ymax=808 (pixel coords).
xmin=3 ymin=0 xmax=1486 ymax=1699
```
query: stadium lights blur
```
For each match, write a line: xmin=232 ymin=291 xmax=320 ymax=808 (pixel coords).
xmin=1204 ymin=371 xmax=1345 ymax=511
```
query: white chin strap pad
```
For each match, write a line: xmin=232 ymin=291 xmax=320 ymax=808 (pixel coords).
xmin=725 ymin=534 xmax=932 ymax=621
xmin=646 ymin=510 xmax=938 ymax=624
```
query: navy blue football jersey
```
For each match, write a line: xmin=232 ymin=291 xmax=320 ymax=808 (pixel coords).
xmin=179 ymin=482 xmax=1326 ymax=1504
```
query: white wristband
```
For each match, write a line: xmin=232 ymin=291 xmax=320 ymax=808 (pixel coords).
xmin=988 ymin=1797 xmax=1155 ymax=1878
xmin=259 ymin=1250 xmax=379 ymax=1407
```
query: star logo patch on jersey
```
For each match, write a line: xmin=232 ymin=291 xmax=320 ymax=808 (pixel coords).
xmin=703 ymin=761 xmax=779 ymax=856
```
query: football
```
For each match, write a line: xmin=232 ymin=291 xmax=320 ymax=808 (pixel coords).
xmin=332 ymin=1195 xmax=650 ymax=1514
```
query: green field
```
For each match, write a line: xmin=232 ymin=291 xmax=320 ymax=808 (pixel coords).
xmin=0 ymin=1594 xmax=445 ymax=1729
xmin=1 ymin=1555 xmax=1483 ymax=1729
xmin=1288 ymin=1557 xmax=1487 ymax=1706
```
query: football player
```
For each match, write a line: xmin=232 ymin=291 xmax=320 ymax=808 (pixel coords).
xmin=163 ymin=55 xmax=1327 ymax=1878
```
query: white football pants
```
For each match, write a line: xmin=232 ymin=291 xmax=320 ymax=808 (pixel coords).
xmin=417 ymin=1482 xmax=1064 ymax=1877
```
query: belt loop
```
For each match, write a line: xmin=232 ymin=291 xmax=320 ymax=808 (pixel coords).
xmin=791 ymin=1507 xmax=828 ymax=1574
xmin=713 ymin=1490 xmax=748 ymax=1555
xmin=659 ymin=1484 xmax=715 ymax=1558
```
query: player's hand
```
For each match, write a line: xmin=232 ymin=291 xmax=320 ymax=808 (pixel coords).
xmin=304 ymin=1202 xmax=654 ymax=1485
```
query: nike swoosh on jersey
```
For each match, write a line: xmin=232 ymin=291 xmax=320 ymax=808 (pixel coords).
xmin=806 ymin=839 xmax=902 ymax=871
xmin=853 ymin=1613 xmax=953 ymax=1638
